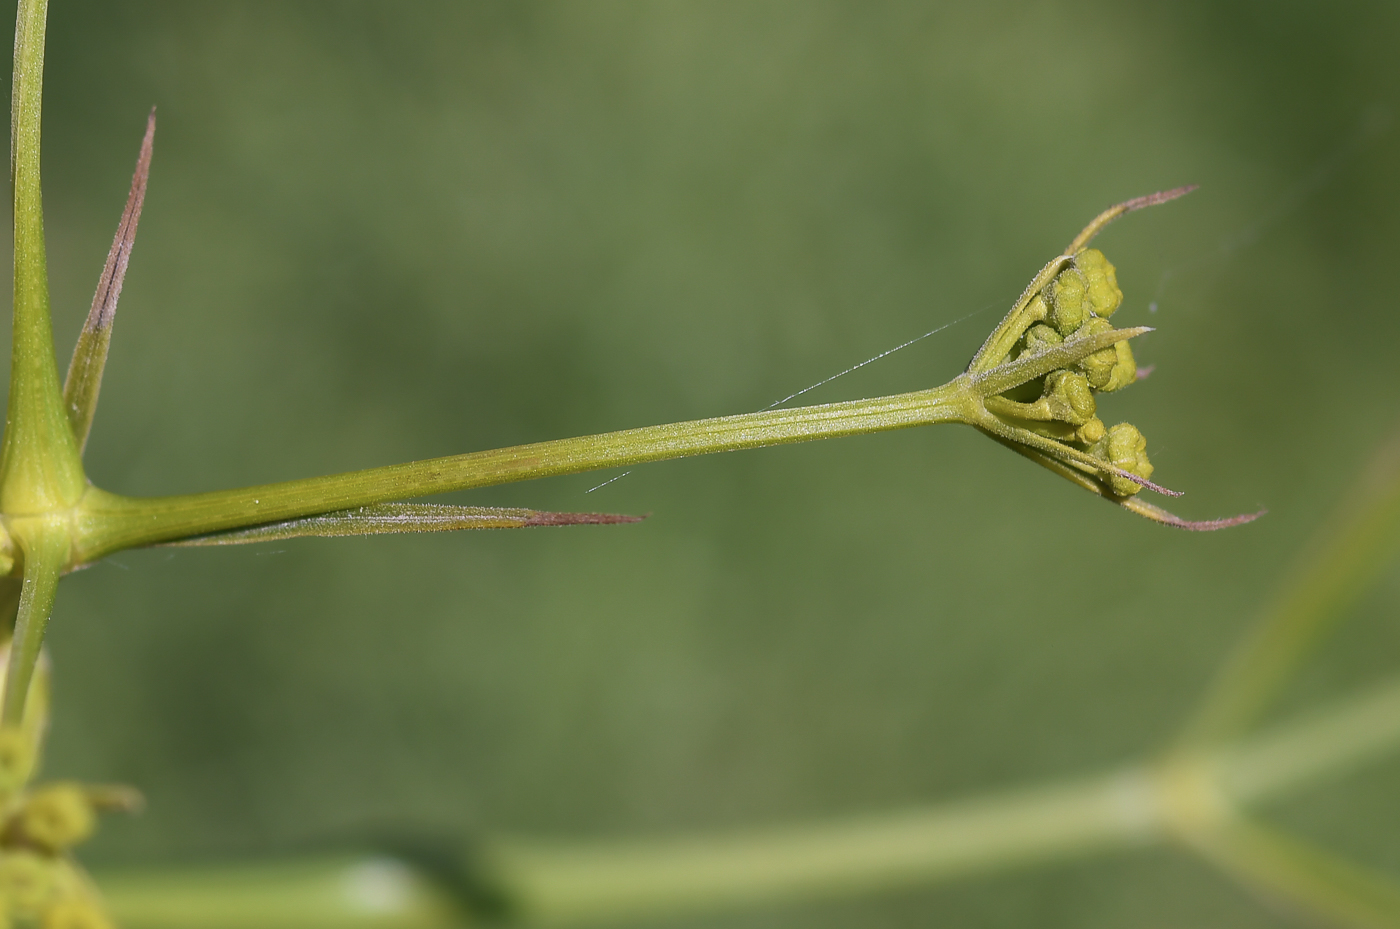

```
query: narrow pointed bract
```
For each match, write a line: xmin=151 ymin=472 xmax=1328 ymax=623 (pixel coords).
xmin=165 ymin=502 xmax=643 ymax=546
xmin=988 ymin=435 xmax=1264 ymax=530
xmin=64 ymin=109 xmax=154 ymax=453
xmin=1064 ymin=185 xmax=1198 ymax=255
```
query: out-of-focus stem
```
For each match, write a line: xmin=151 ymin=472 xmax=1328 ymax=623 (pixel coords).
xmin=98 ymin=673 xmax=1400 ymax=928
xmin=1211 ymin=675 xmax=1400 ymax=807
xmin=1185 ymin=818 xmax=1400 ymax=929
xmin=485 ymin=769 xmax=1161 ymax=925
xmin=1177 ymin=429 xmax=1400 ymax=749
xmin=99 ymin=856 xmax=463 ymax=929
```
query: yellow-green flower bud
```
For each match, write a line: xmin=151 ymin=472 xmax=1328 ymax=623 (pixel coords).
xmin=1047 ymin=268 xmax=1088 ymax=335
xmin=1075 ymin=417 xmax=1106 ymax=444
xmin=0 ymin=729 xmax=36 ymax=797
xmin=1041 ymin=370 xmax=1096 ymax=425
xmin=0 ymin=851 xmax=55 ymax=914
xmin=1099 ymin=339 xmax=1137 ymax=392
xmin=1019 ymin=323 xmax=1062 ymax=357
xmin=1076 ymin=318 xmax=1118 ymax=388
xmin=1074 ymin=318 xmax=1138 ymax=392
xmin=42 ymin=900 xmax=113 ymax=929
xmin=1089 ymin=422 xmax=1154 ymax=496
xmin=15 ymin=785 xmax=95 ymax=853
xmin=1075 ymin=248 xmax=1123 ymax=318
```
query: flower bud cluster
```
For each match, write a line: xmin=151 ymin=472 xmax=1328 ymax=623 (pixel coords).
xmin=0 ymin=774 xmax=122 ymax=929
xmin=0 ymin=649 xmax=128 ymax=929
xmin=989 ymin=248 xmax=1155 ymax=496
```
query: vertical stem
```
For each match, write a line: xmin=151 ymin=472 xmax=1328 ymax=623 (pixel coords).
xmin=2 ymin=520 xmax=64 ymax=725
xmin=1 ymin=0 xmax=86 ymax=514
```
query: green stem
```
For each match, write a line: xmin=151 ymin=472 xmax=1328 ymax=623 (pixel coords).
xmin=99 ymin=856 xmax=463 ymax=929
xmin=483 ymin=674 xmax=1400 ymax=924
xmin=1176 ymin=429 xmax=1400 ymax=749
xmin=1185 ymin=818 xmax=1400 ymax=929
xmin=486 ymin=769 xmax=1161 ymax=924
xmin=2 ymin=518 xmax=64 ymax=724
xmin=1210 ymin=675 xmax=1400 ymax=807
xmin=97 ymin=673 xmax=1400 ymax=928
xmin=0 ymin=0 xmax=85 ymax=514
xmin=73 ymin=383 xmax=970 ymax=562
xmin=69 ymin=323 xmax=1150 ymax=564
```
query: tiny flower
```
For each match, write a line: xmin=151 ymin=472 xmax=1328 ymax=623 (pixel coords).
xmin=1020 ymin=323 xmax=1063 ymax=355
xmin=1076 ymin=318 xmax=1138 ymax=392
xmin=0 ymin=851 xmax=55 ymax=914
xmin=12 ymin=785 xmax=96 ymax=853
xmin=0 ymin=731 xmax=35 ymax=797
xmin=1047 ymin=267 xmax=1089 ymax=335
xmin=1043 ymin=370 xmax=1097 ymax=424
xmin=41 ymin=899 xmax=113 ymax=929
xmin=1076 ymin=248 xmax=1123 ymax=318
xmin=1088 ymin=422 xmax=1155 ymax=496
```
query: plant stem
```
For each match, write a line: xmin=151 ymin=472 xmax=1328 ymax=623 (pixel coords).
xmin=73 ymin=383 xmax=970 ymax=562
xmin=486 ymin=769 xmax=1162 ymax=925
xmin=1 ymin=518 xmax=64 ymax=724
xmin=1177 ymin=428 xmax=1400 ymax=749
xmin=96 ymin=672 xmax=1400 ymax=928
xmin=482 ymin=672 xmax=1400 ymax=925
xmin=1211 ymin=675 xmax=1400 ymax=807
xmin=70 ymin=321 xmax=1151 ymax=563
xmin=1185 ymin=818 xmax=1400 ymax=929
xmin=98 ymin=856 xmax=463 ymax=929
xmin=1 ymin=0 xmax=85 ymax=514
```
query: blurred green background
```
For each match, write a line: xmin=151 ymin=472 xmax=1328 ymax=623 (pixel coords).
xmin=9 ymin=1 xmax=1400 ymax=925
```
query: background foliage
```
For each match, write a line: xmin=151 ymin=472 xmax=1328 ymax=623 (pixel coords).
xmin=8 ymin=1 xmax=1400 ymax=925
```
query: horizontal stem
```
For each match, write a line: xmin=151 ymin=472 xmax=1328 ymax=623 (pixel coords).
xmin=98 ymin=770 xmax=1163 ymax=929
xmin=99 ymin=856 xmax=463 ymax=929
xmin=487 ymin=673 xmax=1400 ymax=926
xmin=73 ymin=383 xmax=968 ymax=563
xmin=1211 ymin=674 xmax=1400 ymax=807
xmin=94 ymin=675 xmax=1400 ymax=928
xmin=487 ymin=769 xmax=1161 ymax=924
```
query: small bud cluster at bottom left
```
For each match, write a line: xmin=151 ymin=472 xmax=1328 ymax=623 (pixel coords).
xmin=0 ymin=657 xmax=135 ymax=929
